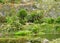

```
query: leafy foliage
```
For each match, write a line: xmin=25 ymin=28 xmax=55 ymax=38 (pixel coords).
xmin=26 ymin=11 xmax=43 ymax=23
xmin=56 ymin=16 xmax=60 ymax=23
xmin=0 ymin=0 xmax=60 ymax=43
xmin=15 ymin=30 xmax=32 ymax=36
xmin=43 ymin=17 xmax=54 ymax=24
xmin=18 ymin=9 xmax=27 ymax=19
xmin=0 ymin=0 xmax=5 ymax=3
xmin=18 ymin=9 xmax=27 ymax=24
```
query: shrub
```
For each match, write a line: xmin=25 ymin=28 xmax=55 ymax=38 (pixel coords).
xmin=26 ymin=11 xmax=43 ymax=23
xmin=43 ymin=17 xmax=54 ymax=24
xmin=15 ymin=30 xmax=32 ymax=36
xmin=6 ymin=16 xmax=13 ymax=24
xmin=54 ymin=25 xmax=60 ymax=33
xmin=18 ymin=9 xmax=27 ymax=19
xmin=6 ymin=16 xmax=18 ymax=24
xmin=18 ymin=9 xmax=27 ymax=24
xmin=56 ymin=16 xmax=60 ymax=23
xmin=40 ymin=23 xmax=54 ymax=33
xmin=0 ymin=0 xmax=4 ymax=3
xmin=37 ymin=32 xmax=45 ymax=36
xmin=28 ymin=24 xmax=40 ymax=34
xmin=19 ymin=18 xmax=27 ymax=24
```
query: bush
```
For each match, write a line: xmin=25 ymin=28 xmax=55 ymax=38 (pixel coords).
xmin=19 ymin=18 xmax=27 ymax=24
xmin=54 ymin=25 xmax=60 ymax=33
xmin=18 ymin=9 xmax=27 ymax=19
xmin=40 ymin=23 xmax=55 ymax=33
xmin=43 ymin=17 xmax=54 ymax=24
xmin=30 ymin=25 xmax=40 ymax=33
xmin=15 ymin=30 xmax=32 ymax=36
xmin=37 ymin=32 xmax=45 ymax=36
xmin=26 ymin=11 xmax=43 ymax=23
xmin=26 ymin=24 xmax=41 ymax=34
xmin=18 ymin=9 xmax=27 ymax=24
xmin=6 ymin=16 xmax=18 ymax=24
xmin=6 ymin=16 xmax=13 ymax=24
xmin=0 ymin=0 xmax=4 ymax=3
xmin=56 ymin=16 xmax=60 ymax=23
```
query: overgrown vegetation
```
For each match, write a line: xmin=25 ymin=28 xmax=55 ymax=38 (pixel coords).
xmin=0 ymin=0 xmax=60 ymax=43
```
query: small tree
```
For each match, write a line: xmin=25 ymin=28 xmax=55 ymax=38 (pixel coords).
xmin=18 ymin=9 xmax=27 ymax=24
xmin=18 ymin=9 xmax=27 ymax=19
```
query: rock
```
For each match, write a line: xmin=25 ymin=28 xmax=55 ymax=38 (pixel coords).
xmin=42 ymin=39 xmax=49 ymax=43
xmin=30 ymin=37 xmax=41 ymax=43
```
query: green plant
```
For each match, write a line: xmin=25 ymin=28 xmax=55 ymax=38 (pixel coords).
xmin=19 ymin=18 xmax=27 ymax=24
xmin=40 ymin=23 xmax=54 ymax=33
xmin=28 ymin=24 xmax=40 ymax=34
xmin=54 ymin=25 xmax=60 ymax=33
xmin=18 ymin=9 xmax=27 ymax=24
xmin=6 ymin=15 xmax=17 ymax=24
xmin=6 ymin=16 xmax=13 ymax=24
xmin=15 ymin=30 xmax=32 ymax=36
xmin=43 ymin=17 xmax=54 ymax=24
xmin=37 ymin=32 xmax=45 ymax=36
xmin=56 ymin=16 xmax=60 ymax=23
xmin=18 ymin=9 xmax=27 ymax=19
xmin=26 ymin=11 xmax=43 ymax=23
xmin=0 ymin=0 xmax=4 ymax=3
